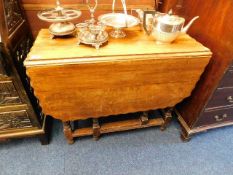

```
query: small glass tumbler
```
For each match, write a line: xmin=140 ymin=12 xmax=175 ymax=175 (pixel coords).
xmin=76 ymin=22 xmax=88 ymax=33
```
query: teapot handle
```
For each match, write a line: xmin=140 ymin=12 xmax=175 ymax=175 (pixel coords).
xmin=143 ymin=10 xmax=156 ymax=35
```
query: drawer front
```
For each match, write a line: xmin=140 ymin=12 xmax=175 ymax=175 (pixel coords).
xmin=206 ymin=88 xmax=233 ymax=109
xmin=0 ymin=110 xmax=33 ymax=131
xmin=218 ymin=69 xmax=233 ymax=88
xmin=0 ymin=81 xmax=22 ymax=105
xmin=196 ymin=107 xmax=233 ymax=126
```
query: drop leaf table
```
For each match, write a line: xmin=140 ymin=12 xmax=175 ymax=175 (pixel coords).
xmin=24 ymin=29 xmax=211 ymax=144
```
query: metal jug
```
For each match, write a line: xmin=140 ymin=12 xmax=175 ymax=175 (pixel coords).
xmin=143 ymin=10 xmax=199 ymax=44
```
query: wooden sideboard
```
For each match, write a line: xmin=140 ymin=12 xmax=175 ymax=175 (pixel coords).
xmin=160 ymin=0 xmax=233 ymax=140
xmin=24 ymin=28 xmax=211 ymax=144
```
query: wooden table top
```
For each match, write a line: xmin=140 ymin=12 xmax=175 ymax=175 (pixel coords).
xmin=25 ymin=29 xmax=211 ymax=67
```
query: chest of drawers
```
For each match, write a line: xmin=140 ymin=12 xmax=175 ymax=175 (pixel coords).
xmin=162 ymin=0 xmax=233 ymax=141
xmin=177 ymin=62 xmax=233 ymax=141
xmin=195 ymin=64 xmax=233 ymax=125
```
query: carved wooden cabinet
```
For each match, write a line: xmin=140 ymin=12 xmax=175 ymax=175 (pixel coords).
xmin=0 ymin=0 xmax=49 ymax=144
xmin=0 ymin=44 xmax=42 ymax=141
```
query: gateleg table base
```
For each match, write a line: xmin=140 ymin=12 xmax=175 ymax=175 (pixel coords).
xmin=62 ymin=109 xmax=173 ymax=144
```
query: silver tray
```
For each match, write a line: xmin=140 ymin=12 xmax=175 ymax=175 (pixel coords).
xmin=38 ymin=8 xmax=81 ymax=23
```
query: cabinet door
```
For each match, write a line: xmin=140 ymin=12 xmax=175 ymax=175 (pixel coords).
xmin=0 ymin=110 xmax=33 ymax=131
xmin=0 ymin=81 xmax=22 ymax=105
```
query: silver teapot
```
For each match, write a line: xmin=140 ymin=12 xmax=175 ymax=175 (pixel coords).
xmin=142 ymin=10 xmax=199 ymax=44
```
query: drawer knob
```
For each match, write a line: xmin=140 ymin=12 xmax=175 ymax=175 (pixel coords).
xmin=214 ymin=114 xmax=228 ymax=122
xmin=227 ymin=96 xmax=233 ymax=103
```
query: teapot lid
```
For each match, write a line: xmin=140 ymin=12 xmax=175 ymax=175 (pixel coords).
xmin=159 ymin=10 xmax=185 ymax=25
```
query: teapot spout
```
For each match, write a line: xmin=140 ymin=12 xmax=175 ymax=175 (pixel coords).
xmin=182 ymin=16 xmax=199 ymax=33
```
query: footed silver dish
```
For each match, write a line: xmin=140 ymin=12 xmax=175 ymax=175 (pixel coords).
xmin=98 ymin=0 xmax=140 ymax=38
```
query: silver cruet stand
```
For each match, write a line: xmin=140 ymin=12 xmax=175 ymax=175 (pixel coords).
xmin=76 ymin=0 xmax=109 ymax=49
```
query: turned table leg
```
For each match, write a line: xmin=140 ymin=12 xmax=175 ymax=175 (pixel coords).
xmin=140 ymin=112 xmax=149 ymax=125
xmin=63 ymin=121 xmax=74 ymax=144
xmin=160 ymin=108 xmax=173 ymax=131
xmin=93 ymin=118 xmax=100 ymax=141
